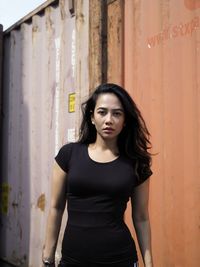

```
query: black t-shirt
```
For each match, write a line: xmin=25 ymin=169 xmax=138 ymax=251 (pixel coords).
xmin=55 ymin=142 xmax=152 ymax=264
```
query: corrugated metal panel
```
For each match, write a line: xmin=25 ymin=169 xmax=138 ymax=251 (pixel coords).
xmin=104 ymin=0 xmax=200 ymax=266
xmin=123 ymin=0 xmax=200 ymax=266
xmin=89 ymin=0 xmax=107 ymax=91
xmin=74 ymin=0 xmax=89 ymax=133
xmin=107 ymin=0 xmax=123 ymax=85
xmin=0 ymin=0 xmax=90 ymax=266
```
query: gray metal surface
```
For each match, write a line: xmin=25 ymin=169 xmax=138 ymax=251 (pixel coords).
xmin=0 ymin=0 xmax=89 ymax=266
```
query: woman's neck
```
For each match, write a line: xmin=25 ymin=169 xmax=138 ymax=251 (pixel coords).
xmin=91 ymin=136 xmax=119 ymax=154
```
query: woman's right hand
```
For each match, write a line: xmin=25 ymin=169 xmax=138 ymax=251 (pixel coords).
xmin=42 ymin=260 xmax=55 ymax=267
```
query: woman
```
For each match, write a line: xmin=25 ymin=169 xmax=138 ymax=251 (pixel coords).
xmin=42 ymin=83 xmax=153 ymax=267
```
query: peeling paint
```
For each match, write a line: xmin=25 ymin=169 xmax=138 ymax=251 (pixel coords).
xmin=107 ymin=0 xmax=123 ymax=84
xmin=45 ymin=6 xmax=55 ymax=33
xmin=37 ymin=193 xmax=46 ymax=212
xmin=0 ymin=183 xmax=11 ymax=215
xmin=60 ymin=0 xmax=67 ymax=20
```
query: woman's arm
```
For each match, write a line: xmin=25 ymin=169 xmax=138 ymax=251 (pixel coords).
xmin=42 ymin=162 xmax=67 ymax=265
xmin=131 ymin=179 xmax=153 ymax=267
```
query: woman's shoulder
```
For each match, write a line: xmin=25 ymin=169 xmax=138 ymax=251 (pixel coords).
xmin=55 ymin=142 xmax=85 ymax=172
xmin=59 ymin=141 xmax=85 ymax=153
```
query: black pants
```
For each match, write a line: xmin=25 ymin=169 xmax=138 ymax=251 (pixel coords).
xmin=58 ymin=258 xmax=139 ymax=267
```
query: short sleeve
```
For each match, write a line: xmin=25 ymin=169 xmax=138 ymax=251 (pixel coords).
xmin=55 ymin=143 xmax=73 ymax=172
xmin=135 ymin=166 xmax=153 ymax=187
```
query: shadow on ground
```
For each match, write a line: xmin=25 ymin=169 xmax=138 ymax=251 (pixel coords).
xmin=0 ymin=260 xmax=17 ymax=267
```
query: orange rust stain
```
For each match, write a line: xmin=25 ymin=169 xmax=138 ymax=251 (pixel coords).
xmin=184 ymin=0 xmax=200 ymax=10
xmin=37 ymin=193 xmax=46 ymax=211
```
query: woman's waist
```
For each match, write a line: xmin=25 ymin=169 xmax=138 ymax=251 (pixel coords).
xmin=62 ymin=226 xmax=137 ymax=261
xmin=67 ymin=209 xmax=124 ymax=228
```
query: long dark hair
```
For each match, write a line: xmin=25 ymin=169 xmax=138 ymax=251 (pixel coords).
xmin=79 ymin=83 xmax=152 ymax=181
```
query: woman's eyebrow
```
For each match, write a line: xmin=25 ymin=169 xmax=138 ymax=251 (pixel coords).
xmin=113 ymin=108 xmax=124 ymax=112
xmin=97 ymin=107 xmax=124 ymax=112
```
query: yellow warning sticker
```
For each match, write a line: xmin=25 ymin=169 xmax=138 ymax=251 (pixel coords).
xmin=68 ymin=93 xmax=75 ymax=113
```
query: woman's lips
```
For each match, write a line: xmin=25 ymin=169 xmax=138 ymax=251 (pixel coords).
xmin=103 ymin=127 xmax=114 ymax=133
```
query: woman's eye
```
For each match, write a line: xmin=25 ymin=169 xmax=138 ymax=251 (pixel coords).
xmin=98 ymin=110 xmax=106 ymax=115
xmin=113 ymin=112 xmax=122 ymax=117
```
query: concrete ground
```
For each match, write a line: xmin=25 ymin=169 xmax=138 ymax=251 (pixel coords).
xmin=0 ymin=260 xmax=17 ymax=267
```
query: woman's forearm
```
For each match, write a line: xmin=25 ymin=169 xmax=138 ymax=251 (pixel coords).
xmin=134 ymin=218 xmax=153 ymax=267
xmin=43 ymin=207 xmax=64 ymax=260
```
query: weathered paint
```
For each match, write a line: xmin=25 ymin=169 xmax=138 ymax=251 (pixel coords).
xmin=0 ymin=183 xmax=10 ymax=215
xmin=37 ymin=193 xmax=46 ymax=212
xmin=89 ymin=0 xmax=104 ymax=91
xmin=88 ymin=0 xmax=124 ymax=90
xmin=107 ymin=0 xmax=123 ymax=85
xmin=123 ymin=0 xmax=200 ymax=266
xmin=103 ymin=0 xmax=200 ymax=266
xmin=74 ymin=0 xmax=89 ymax=131
xmin=0 ymin=0 xmax=89 ymax=266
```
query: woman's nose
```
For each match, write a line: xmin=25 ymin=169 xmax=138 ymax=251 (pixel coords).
xmin=105 ymin=113 xmax=113 ymax=124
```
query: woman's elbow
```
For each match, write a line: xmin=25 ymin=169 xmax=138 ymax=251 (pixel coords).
xmin=132 ymin=208 xmax=149 ymax=223
xmin=50 ymin=199 xmax=66 ymax=213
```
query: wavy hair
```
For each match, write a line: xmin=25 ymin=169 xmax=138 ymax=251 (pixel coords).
xmin=79 ymin=83 xmax=152 ymax=181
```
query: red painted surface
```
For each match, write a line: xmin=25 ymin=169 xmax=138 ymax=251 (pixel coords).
xmin=123 ymin=0 xmax=200 ymax=266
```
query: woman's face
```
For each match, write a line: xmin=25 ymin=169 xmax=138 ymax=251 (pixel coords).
xmin=91 ymin=93 xmax=125 ymax=142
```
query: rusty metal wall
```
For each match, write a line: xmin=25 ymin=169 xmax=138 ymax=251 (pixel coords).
xmin=105 ymin=0 xmax=200 ymax=266
xmin=122 ymin=0 xmax=200 ymax=266
xmin=88 ymin=0 xmax=108 ymax=91
xmin=107 ymin=0 xmax=123 ymax=85
xmin=0 ymin=0 xmax=90 ymax=266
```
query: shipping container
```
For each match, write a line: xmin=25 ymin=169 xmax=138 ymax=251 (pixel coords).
xmin=1 ymin=0 xmax=200 ymax=267
xmin=104 ymin=0 xmax=200 ymax=266
xmin=0 ymin=0 xmax=89 ymax=266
